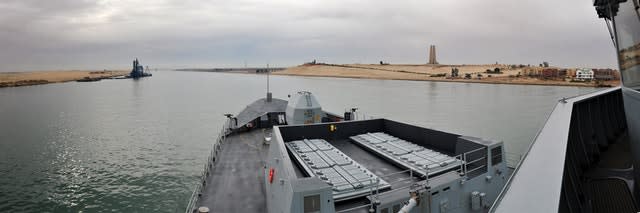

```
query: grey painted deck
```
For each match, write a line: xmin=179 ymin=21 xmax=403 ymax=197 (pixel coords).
xmin=196 ymin=130 xmax=270 ymax=213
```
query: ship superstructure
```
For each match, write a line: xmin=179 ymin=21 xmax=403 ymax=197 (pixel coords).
xmin=186 ymin=91 xmax=510 ymax=213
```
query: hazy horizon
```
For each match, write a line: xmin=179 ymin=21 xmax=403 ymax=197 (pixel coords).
xmin=0 ymin=0 xmax=620 ymax=71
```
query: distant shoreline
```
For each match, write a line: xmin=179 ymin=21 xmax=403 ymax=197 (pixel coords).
xmin=273 ymin=72 xmax=600 ymax=87
xmin=271 ymin=64 xmax=620 ymax=88
xmin=0 ymin=66 xmax=619 ymax=89
xmin=0 ymin=70 xmax=129 ymax=88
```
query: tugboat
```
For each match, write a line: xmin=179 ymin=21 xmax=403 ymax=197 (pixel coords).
xmin=128 ymin=58 xmax=152 ymax=78
xmin=185 ymin=90 xmax=511 ymax=213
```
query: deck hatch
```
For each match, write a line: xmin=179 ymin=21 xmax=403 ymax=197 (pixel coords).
xmin=286 ymin=139 xmax=391 ymax=201
xmin=350 ymin=132 xmax=464 ymax=177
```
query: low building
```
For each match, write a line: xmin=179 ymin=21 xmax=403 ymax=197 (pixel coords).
xmin=523 ymin=67 xmax=542 ymax=77
xmin=542 ymin=68 xmax=560 ymax=79
xmin=576 ymin=68 xmax=594 ymax=81
xmin=566 ymin=69 xmax=577 ymax=78
xmin=558 ymin=69 xmax=568 ymax=78
xmin=593 ymin=68 xmax=618 ymax=80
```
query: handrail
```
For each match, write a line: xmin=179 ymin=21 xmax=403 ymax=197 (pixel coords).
xmin=462 ymin=147 xmax=487 ymax=177
xmin=505 ymin=152 xmax=522 ymax=168
xmin=184 ymin=120 xmax=230 ymax=213
xmin=467 ymin=164 xmax=487 ymax=174
xmin=386 ymin=176 xmax=416 ymax=186
xmin=335 ymin=203 xmax=372 ymax=213
xmin=380 ymin=182 xmax=419 ymax=195
xmin=351 ymin=111 xmax=375 ymax=121
xmin=454 ymin=154 xmax=464 ymax=175
xmin=330 ymin=177 xmax=380 ymax=189
xmin=465 ymin=147 xmax=487 ymax=156
xmin=329 ymin=168 xmax=418 ymax=209
xmin=467 ymin=156 xmax=487 ymax=165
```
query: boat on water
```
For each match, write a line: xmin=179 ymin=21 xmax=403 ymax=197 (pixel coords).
xmin=128 ymin=58 xmax=152 ymax=78
xmin=185 ymin=91 xmax=511 ymax=213
xmin=490 ymin=1 xmax=640 ymax=212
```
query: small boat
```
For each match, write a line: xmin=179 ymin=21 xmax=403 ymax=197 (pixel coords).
xmin=76 ymin=77 xmax=102 ymax=82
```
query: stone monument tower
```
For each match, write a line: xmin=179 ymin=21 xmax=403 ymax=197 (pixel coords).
xmin=428 ymin=45 xmax=438 ymax=65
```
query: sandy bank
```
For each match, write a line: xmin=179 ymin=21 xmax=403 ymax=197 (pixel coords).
xmin=0 ymin=70 xmax=129 ymax=88
xmin=274 ymin=64 xmax=619 ymax=87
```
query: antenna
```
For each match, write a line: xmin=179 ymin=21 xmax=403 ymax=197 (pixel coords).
xmin=266 ymin=63 xmax=272 ymax=102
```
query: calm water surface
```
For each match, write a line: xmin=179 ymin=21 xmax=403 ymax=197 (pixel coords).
xmin=0 ymin=71 xmax=598 ymax=212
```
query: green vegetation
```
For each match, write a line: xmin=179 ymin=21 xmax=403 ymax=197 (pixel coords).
xmin=450 ymin=68 xmax=460 ymax=77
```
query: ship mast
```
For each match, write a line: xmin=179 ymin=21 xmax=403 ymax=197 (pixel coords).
xmin=266 ymin=63 xmax=272 ymax=102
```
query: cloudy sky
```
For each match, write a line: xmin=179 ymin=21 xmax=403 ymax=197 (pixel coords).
xmin=0 ymin=0 xmax=619 ymax=71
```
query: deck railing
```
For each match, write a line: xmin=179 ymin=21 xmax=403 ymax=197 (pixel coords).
xmin=333 ymin=168 xmax=423 ymax=213
xmin=347 ymin=111 xmax=376 ymax=121
xmin=504 ymin=152 xmax=522 ymax=168
xmin=184 ymin=120 xmax=230 ymax=213
xmin=462 ymin=147 xmax=488 ymax=178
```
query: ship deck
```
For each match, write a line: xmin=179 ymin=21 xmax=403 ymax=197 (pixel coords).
xmin=195 ymin=129 xmax=422 ymax=213
xmin=195 ymin=129 xmax=270 ymax=213
xmin=195 ymin=117 xmax=499 ymax=213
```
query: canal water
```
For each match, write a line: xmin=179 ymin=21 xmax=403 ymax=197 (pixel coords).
xmin=0 ymin=71 xmax=597 ymax=212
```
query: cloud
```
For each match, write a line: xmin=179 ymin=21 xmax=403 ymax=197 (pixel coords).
xmin=0 ymin=0 xmax=618 ymax=71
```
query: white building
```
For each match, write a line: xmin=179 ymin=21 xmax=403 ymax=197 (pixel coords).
xmin=576 ymin=68 xmax=594 ymax=80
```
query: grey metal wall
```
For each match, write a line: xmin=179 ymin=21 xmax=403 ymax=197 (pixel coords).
xmin=559 ymin=88 xmax=632 ymax=212
xmin=623 ymin=87 xmax=640 ymax=205
xmin=277 ymin=119 xmax=474 ymax=156
xmin=266 ymin=127 xmax=336 ymax=213
xmin=383 ymin=119 xmax=462 ymax=155
xmin=278 ymin=119 xmax=386 ymax=142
